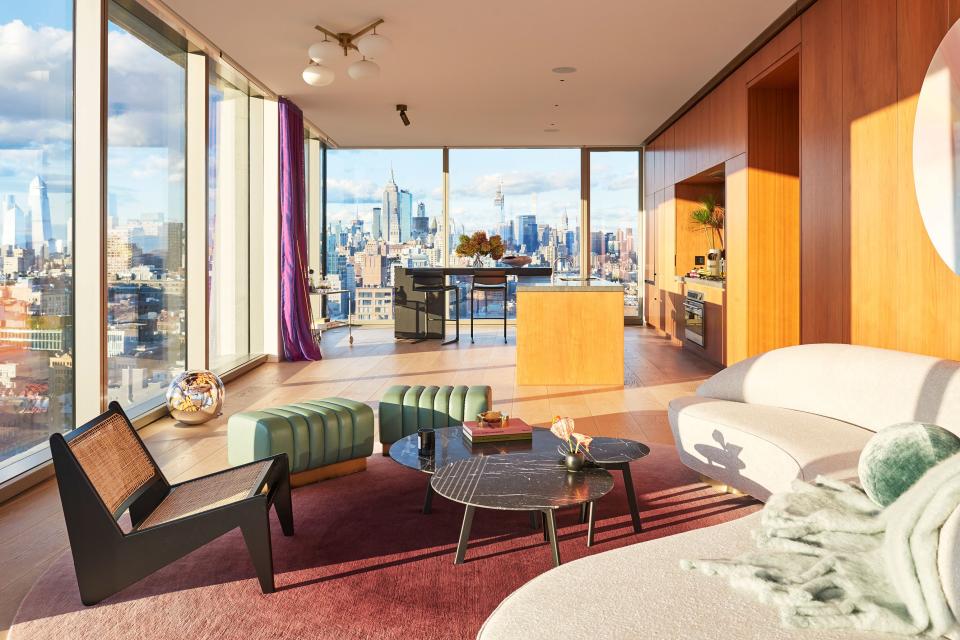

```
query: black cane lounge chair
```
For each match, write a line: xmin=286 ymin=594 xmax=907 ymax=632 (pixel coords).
xmin=50 ymin=401 xmax=294 ymax=606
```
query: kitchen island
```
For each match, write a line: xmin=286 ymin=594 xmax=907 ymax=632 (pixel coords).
xmin=516 ymin=279 xmax=624 ymax=385
xmin=393 ymin=266 xmax=551 ymax=340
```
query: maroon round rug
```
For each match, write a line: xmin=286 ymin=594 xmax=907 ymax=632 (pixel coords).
xmin=11 ymin=443 xmax=759 ymax=640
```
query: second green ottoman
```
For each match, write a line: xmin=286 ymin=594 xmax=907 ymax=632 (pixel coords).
xmin=228 ymin=398 xmax=374 ymax=486
xmin=379 ymin=385 xmax=492 ymax=453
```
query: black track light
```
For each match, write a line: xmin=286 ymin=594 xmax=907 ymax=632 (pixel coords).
xmin=396 ymin=104 xmax=410 ymax=126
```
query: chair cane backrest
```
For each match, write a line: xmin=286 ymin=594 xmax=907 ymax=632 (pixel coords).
xmin=473 ymin=270 xmax=507 ymax=286
xmin=66 ymin=405 xmax=162 ymax=518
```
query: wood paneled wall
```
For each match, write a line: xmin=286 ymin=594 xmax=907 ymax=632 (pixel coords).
xmin=645 ymin=0 xmax=960 ymax=363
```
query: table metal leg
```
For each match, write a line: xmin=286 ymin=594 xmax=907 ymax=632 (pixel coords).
xmin=454 ymin=505 xmax=475 ymax=565
xmin=544 ymin=509 xmax=561 ymax=567
xmin=423 ymin=481 xmax=434 ymax=514
xmin=586 ymin=501 xmax=596 ymax=547
xmin=619 ymin=463 xmax=642 ymax=533
xmin=579 ymin=502 xmax=588 ymax=524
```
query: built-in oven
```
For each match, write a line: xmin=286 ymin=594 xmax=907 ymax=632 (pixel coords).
xmin=684 ymin=290 xmax=705 ymax=347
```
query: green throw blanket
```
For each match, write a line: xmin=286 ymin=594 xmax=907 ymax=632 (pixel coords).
xmin=682 ymin=453 xmax=960 ymax=637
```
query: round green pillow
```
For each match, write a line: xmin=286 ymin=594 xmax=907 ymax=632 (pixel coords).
xmin=858 ymin=422 xmax=960 ymax=506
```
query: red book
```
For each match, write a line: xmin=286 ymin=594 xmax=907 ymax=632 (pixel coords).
xmin=462 ymin=418 xmax=533 ymax=442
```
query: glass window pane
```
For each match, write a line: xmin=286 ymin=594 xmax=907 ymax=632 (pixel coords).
xmin=448 ymin=149 xmax=581 ymax=319
xmin=325 ymin=149 xmax=442 ymax=322
xmin=590 ymin=151 xmax=640 ymax=316
xmin=0 ymin=2 xmax=74 ymax=479
xmin=106 ymin=3 xmax=187 ymax=415
xmin=208 ymin=67 xmax=250 ymax=372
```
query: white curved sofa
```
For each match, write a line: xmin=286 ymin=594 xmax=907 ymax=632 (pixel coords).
xmin=480 ymin=345 xmax=960 ymax=640
xmin=670 ymin=343 xmax=960 ymax=500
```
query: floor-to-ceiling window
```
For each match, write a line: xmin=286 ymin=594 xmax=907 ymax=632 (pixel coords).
xmin=325 ymin=149 xmax=442 ymax=321
xmin=106 ymin=2 xmax=187 ymax=415
xmin=0 ymin=1 xmax=75 ymax=481
xmin=448 ymin=148 xmax=581 ymax=319
xmin=208 ymin=64 xmax=250 ymax=372
xmin=589 ymin=150 xmax=641 ymax=316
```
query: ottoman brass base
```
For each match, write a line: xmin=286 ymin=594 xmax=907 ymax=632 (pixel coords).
xmin=291 ymin=458 xmax=366 ymax=488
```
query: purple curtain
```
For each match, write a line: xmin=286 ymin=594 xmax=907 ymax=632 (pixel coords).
xmin=279 ymin=97 xmax=323 ymax=361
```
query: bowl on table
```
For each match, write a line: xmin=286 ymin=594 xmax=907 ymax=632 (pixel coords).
xmin=501 ymin=255 xmax=532 ymax=268
xmin=478 ymin=410 xmax=504 ymax=428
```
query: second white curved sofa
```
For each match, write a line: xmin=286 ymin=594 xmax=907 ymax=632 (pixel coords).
xmin=669 ymin=343 xmax=960 ymax=500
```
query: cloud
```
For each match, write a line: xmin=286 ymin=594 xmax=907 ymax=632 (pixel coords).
xmin=106 ymin=29 xmax=186 ymax=149
xmin=453 ymin=170 xmax=579 ymax=199
xmin=326 ymin=177 xmax=381 ymax=204
xmin=0 ymin=20 xmax=72 ymax=153
xmin=591 ymin=169 xmax=639 ymax=191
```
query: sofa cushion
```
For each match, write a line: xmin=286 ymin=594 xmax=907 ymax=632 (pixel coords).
xmin=669 ymin=396 xmax=874 ymax=500
xmin=479 ymin=512 xmax=890 ymax=640
xmin=696 ymin=344 xmax=960 ymax=435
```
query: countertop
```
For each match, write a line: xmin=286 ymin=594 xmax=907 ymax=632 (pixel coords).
xmin=399 ymin=266 xmax=552 ymax=277
xmin=517 ymin=278 xmax=624 ymax=292
xmin=680 ymin=276 xmax=725 ymax=290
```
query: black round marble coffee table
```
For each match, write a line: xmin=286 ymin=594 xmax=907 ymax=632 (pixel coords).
xmin=430 ymin=452 xmax=614 ymax=566
xmin=388 ymin=426 xmax=650 ymax=533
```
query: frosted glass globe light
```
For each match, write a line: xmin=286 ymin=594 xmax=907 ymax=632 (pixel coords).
xmin=348 ymin=59 xmax=380 ymax=80
xmin=356 ymin=33 xmax=392 ymax=59
xmin=308 ymin=40 xmax=342 ymax=64
xmin=302 ymin=63 xmax=335 ymax=87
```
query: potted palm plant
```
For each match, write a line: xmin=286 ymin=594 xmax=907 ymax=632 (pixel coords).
xmin=689 ymin=194 xmax=725 ymax=252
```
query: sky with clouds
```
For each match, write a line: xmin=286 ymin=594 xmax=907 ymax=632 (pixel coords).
xmin=0 ymin=4 xmax=186 ymax=242
xmin=327 ymin=147 xmax=639 ymax=242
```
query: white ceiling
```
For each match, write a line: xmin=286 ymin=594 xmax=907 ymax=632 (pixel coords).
xmin=163 ymin=0 xmax=793 ymax=148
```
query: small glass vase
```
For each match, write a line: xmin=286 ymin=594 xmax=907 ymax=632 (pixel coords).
xmin=472 ymin=254 xmax=484 ymax=268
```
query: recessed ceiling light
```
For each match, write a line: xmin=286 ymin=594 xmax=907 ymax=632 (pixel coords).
xmin=544 ymin=128 xmax=560 ymax=133
xmin=553 ymin=104 xmax=559 ymax=107
xmin=552 ymin=66 xmax=577 ymax=74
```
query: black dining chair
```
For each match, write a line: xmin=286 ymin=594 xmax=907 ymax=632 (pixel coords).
xmin=470 ymin=270 xmax=508 ymax=344
xmin=412 ymin=269 xmax=460 ymax=345
xmin=50 ymin=401 xmax=293 ymax=605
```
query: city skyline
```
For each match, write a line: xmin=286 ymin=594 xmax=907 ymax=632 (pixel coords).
xmin=324 ymin=149 xmax=640 ymax=321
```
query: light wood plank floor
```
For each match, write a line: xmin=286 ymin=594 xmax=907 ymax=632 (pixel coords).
xmin=0 ymin=325 xmax=719 ymax=638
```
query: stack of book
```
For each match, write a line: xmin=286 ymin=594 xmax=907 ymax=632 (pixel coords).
xmin=462 ymin=418 xmax=533 ymax=443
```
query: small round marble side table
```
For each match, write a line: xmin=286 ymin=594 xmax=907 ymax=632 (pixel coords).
xmin=430 ymin=453 xmax=613 ymax=567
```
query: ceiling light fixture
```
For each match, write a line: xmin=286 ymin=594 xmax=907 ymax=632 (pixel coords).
xmin=304 ymin=19 xmax=391 ymax=87
xmin=552 ymin=66 xmax=577 ymax=74
xmin=397 ymin=104 xmax=410 ymax=126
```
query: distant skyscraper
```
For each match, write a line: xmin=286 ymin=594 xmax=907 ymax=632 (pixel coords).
xmin=412 ymin=215 xmax=429 ymax=240
xmin=28 ymin=176 xmax=54 ymax=255
xmin=371 ymin=206 xmax=382 ymax=240
xmin=399 ymin=189 xmax=413 ymax=242
xmin=494 ymin=179 xmax=513 ymax=245
xmin=518 ymin=215 xmax=538 ymax=253
xmin=1 ymin=195 xmax=29 ymax=248
xmin=382 ymin=168 xmax=399 ymax=243
xmin=165 ymin=222 xmax=185 ymax=273
xmin=494 ymin=179 xmax=505 ymax=223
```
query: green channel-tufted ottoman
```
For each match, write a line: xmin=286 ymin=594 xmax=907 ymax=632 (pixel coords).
xmin=379 ymin=385 xmax=492 ymax=454
xmin=227 ymin=398 xmax=374 ymax=487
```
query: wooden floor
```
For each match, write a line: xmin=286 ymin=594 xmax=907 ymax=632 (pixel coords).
xmin=0 ymin=325 xmax=719 ymax=638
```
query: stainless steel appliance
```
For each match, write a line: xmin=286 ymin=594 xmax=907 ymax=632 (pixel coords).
xmin=684 ymin=290 xmax=705 ymax=347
